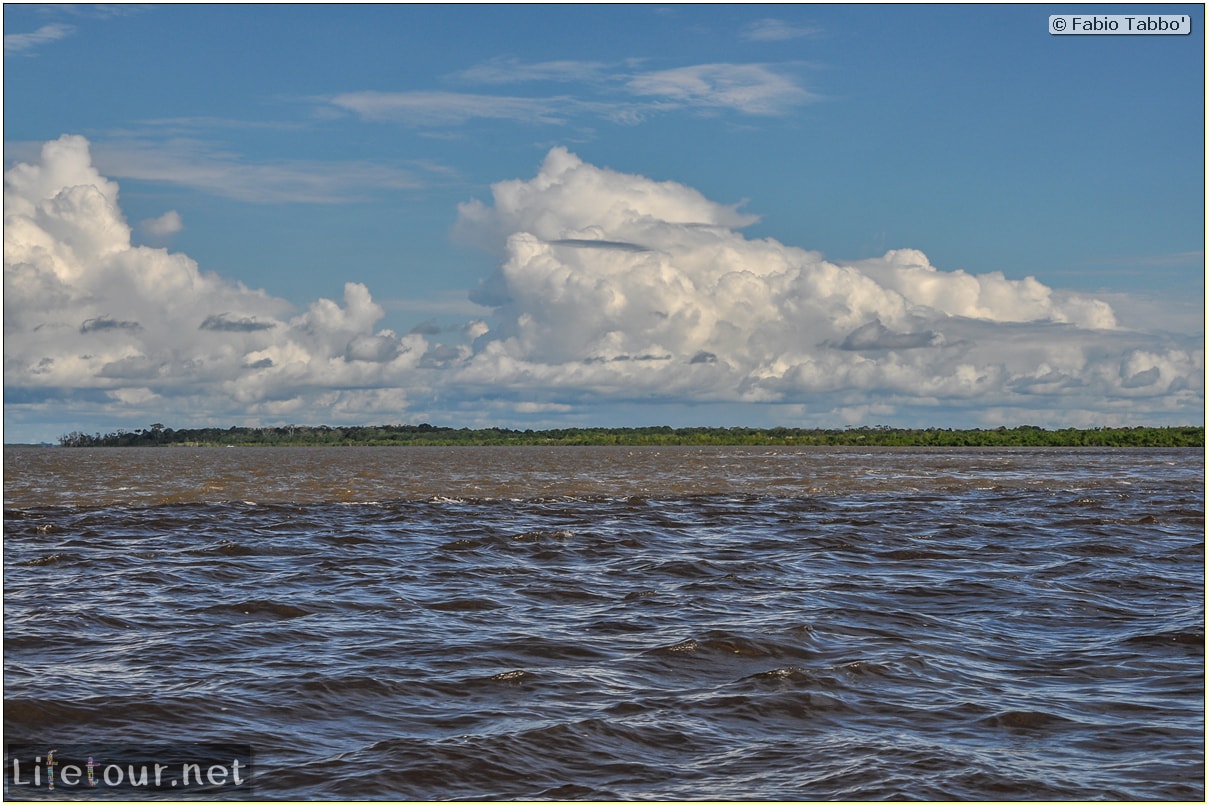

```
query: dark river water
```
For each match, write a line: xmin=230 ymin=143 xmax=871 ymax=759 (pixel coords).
xmin=3 ymin=446 xmax=1204 ymax=799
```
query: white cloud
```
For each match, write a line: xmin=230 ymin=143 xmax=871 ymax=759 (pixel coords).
xmin=452 ymin=147 xmax=1202 ymax=422
xmin=627 ymin=63 xmax=815 ymax=115
xmin=740 ymin=18 xmax=821 ymax=42
xmin=139 ymin=210 xmax=183 ymax=237
xmin=4 ymin=135 xmax=433 ymax=427
xmin=455 ymin=146 xmax=758 ymax=259
xmin=90 ymin=138 xmax=423 ymax=203
xmin=324 ymin=61 xmax=815 ymax=129
xmin=451 ymin=57 xmax=616 ymax=85
xmin=4 ymin=22 xmax=75 ymax=54
xmin=327 ymin=91 xmax=570 ymax=126
xmin=4 ymin=137 xmax=1201 ymax=439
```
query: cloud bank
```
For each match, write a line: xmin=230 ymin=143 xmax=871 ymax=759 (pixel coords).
xmin=5 ymin=136 xmax=435 ymax=428
xmin=4 ymin=136 xmax=1201 ymax=438
xmin=454 ymin=148 xmax=1200 ymax=422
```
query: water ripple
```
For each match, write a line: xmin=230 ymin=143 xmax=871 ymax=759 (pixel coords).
xmin=4 ymin=447 xmax=1202 ymax=799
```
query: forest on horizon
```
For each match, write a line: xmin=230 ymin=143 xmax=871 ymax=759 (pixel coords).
xmin=55 ymin=423 xmax=1205 ymax=448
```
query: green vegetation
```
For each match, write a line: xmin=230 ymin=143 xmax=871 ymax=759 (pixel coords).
xmin=58 ymin=423 xmax=1205 ymax=448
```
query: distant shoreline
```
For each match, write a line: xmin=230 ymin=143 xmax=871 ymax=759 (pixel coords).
xmin=51 ymin=424 xmax=1205 ymax=448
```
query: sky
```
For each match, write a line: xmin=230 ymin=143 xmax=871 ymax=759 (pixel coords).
xmin=3 ymin=3 xmax=1204 ymax=443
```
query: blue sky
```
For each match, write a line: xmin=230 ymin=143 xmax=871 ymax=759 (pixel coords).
xmin=3 ymin=4 xmax=1204 ymax=442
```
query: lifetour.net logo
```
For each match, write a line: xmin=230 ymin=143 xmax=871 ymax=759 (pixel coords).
xmin=5 ymin=744 xmax=252 ymax=798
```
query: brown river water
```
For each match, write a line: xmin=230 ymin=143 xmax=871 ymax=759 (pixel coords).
xmin=3 ymin=446 xmax=1204 ymax=799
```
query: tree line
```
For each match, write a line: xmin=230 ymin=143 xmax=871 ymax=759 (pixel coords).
xmin=58 ymin=423 xmax=1205 ymax=448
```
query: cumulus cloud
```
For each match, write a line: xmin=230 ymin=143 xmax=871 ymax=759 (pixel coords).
xmin=140 ymin=209 xmax=183 ymax=237
xmin=452 ymin=147 xmax=1202 ymax=421
xmin=4 ymin=135 xmax=431 ymax=425
xmin=3 ymin=136 xmax=1201 ymax=436
xmin=455 ymin=146 xmax=758 ymax=255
